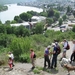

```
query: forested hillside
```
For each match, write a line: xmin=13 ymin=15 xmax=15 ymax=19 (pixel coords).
xmin=0 ymin=0 xmax=36 ymax=5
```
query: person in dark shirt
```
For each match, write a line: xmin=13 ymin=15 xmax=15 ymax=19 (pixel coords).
xmin=44 ymin=45 xmax=51 ymax=68
xmin=51 ymin=42 xmax=59 ymax=69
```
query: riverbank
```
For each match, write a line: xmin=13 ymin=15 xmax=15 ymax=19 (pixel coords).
xmin=0 ymin=4 xmax=43 ymax=23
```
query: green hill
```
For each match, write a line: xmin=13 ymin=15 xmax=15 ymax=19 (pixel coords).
xmin=0 ymin=0 xmax=36 ymax=5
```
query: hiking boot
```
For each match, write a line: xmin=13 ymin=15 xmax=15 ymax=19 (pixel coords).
xmin=51 ymin=66 xmax=53 ymax=69
xmin=31 ymin=66 xmax=35 ymax=70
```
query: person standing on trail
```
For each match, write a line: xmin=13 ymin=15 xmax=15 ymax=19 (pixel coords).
xmin=44 ymin=45 xmax=51 ymax=68
xmin=70 ymin=40 xmax=75 ymax=63
xmin=61 ymin=39 xmax=68 ymax=58
xmin=8 ymin=52 xmax=14 ymax=67
xmin=8 ymin=57 xmax=13 ymax=70
xmin=51 ymin=42 xmax=59 ymax=69
xmin=30 ymin=49 xmax=36 ymax=70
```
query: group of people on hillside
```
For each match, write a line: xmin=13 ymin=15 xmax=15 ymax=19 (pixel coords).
xmin=44 ymin=39 xmax=75 ymax=69
xmin=7 ymin=39 xmax=75 ymax=71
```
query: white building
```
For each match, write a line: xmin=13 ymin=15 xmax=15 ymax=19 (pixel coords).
xmin=31 ymin=16 xmax=46 ymax=23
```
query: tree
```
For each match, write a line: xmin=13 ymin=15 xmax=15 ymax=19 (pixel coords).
xmin=72 ymin=25 xmax=75 ymax=32
xmin=0 ymin=24 xmax=6 ymax=33
xmin=54 ymin=11 xmax=60 ymax=20
xmin=14 ymin=16 xmax=23 ymax=23
xmin=62 ymin=14 xmax=67 ymax=21
xmin=73 ymin=11 xmax=75 ymax=17
xmin=66 ymin=6 xmax=72 ymax=14
xmin=35 ymin=22 xmax=44 ymax=34
xmin=39 ymin=12 xmax=47 ymax=17
xmin=46 ymin=18 xmax=53 ymax=26
xmin=15 ymin=25 xmax=30 ymax=37
xmin=5 ymin=20 xmax=11 ymax=25
xmin=27 ymin=11 xmax=38 ymax=16
xmin=59 ymin=18 xmax=63 ymax=26
xmin=47 ymin=9 xmax=54 ymax=17
xmin=0 ymin=20 xmax=2 ymax=24
xmin=19 ymin=12 xmax=32 ymax=21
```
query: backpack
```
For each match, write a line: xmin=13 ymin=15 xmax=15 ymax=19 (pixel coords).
xmin=33 ymin=54 xmax=36 ymax=58
xmin=66 ymin=42 xmax=70 ymax=50
xmin=56 ymin=45 xmax=61 ymax=55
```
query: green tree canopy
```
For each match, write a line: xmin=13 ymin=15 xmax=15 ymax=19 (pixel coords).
xmin=46 ymin=18 xmax=53 ymax=26
xmin=54 ymin=11 xmax=60 ymax=20
xmin=62 ymin=14 xmax=67 ymax=21
xmin=19 ymin=12 xmax=32 ymax=21
xmin=35 ymin=22 xmax=44 ymax=34
xmin=59 ymin=18 xmax=63 ymax=26
xmin=47 ymin=9 xmax=54 ymax=17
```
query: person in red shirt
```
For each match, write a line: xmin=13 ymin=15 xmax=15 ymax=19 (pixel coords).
xmin=8 ymin=57 xmax=13 ymax=70
xmin=30 ymin=49 xmax=35 ymax=70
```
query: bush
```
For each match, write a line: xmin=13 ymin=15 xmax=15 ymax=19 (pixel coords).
xmin=10 ymin=37 xmax=31 ymax=60
xmin=19 ymin=53 xmax=30 ymax=63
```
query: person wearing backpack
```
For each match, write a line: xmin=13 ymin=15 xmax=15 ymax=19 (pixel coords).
xmin=60 ymin=39 xmax=70 ymax=61
xmin=70 ymin=40 xmax=75 ymax=63
xmin=30 ymin=49 xmax=36 ymax=70
xmin=51 ymin=42 xmax=59 ymax=69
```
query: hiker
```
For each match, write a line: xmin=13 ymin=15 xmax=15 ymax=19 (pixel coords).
xmin=8 ymin=57 xmax=13 ymax=69
xmin=51 ymin=42 xmax=59 ymax=69
xmin=60 ymin=39 xmax=68 ymax=60
xmin=30 ymin=49 xmax=36 ymax=70
xmin=8 ymin=52 xmax=14 ymax=67
xmin=70 ymin=40 xmax=75 ymax=63
xmin=44 ymin=45 xmax=51 ymax=68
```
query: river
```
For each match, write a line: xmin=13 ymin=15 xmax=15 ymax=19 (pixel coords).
xmin=0 ymin=4 xmax=43 ymax=23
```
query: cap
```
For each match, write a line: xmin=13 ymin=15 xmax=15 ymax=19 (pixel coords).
xmin=47 ymin=45 xmax=51 ymax=48
xmin=55 ymin=42 xmax=58 ymax=45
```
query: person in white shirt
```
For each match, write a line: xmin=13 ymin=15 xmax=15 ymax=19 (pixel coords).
xmin=9 ymin=52 xmax=14 ymax=67
xmin=63 ymin=39 xmax=68 ymax=58
xmin=70 ymin=40 xmax=75 ymax=62
xmin=60 ymin=39 xmax=68 ymax=61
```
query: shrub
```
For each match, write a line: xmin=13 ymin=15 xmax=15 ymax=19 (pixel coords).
xmin=19 ymin=53 xmax=30 ymax=63
xmin=10 ymin=37 xmax=31 ymax=60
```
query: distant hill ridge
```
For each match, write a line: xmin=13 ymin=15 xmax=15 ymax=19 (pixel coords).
xmin=0 ymin=0 xmax=36 ymax=5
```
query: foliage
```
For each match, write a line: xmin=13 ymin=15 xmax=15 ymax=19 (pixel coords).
xmin=0 ymin=5 xmax=8 ymax=12
xmin=62 ymin=14 xmax=67 ymax=21
xmin=47 ymin=9 xmax=54 ymax=17
xmin=10 ymin=37 xmax=31 ymax=60
xmin=59 ymin=18 xmax=63 ymax=26
xmin=19 ymin=53 xmax=30 ymax=63
xmin=0 ymin=24 xmax=6 ymax=33
xmin=15 ymin=25 xmax=30 ymax=37
xmin=5 ymin=20 xmax=11 ymax=25
xmin=0 ymin=21 xmax=2 ymax=24
xmin=66 ymin=6 xmax=71 ymax=13
xmin=39 ymin=11 xmax=47 ymax=17
xmin=73 ymin=11 xmax=75 ymax=17
xmin=27 ymin=11 xmax=38 ymax=16
xmin=46 ymin=18 xmax=53 ymax=26
xmin=33 ymin=69 xmax=40 ymax=74
xmin=14 ymin=16 xmax=23 ymax=23
xmin=54 ymin=10 xmax=60 ymax=20
xmin=35 ymin=22 xmax=44 ymax=34
xmin=19 ymin=12 xmax=32 ymax=21
xmin=72 ymin=25 xmax=75 ymax=32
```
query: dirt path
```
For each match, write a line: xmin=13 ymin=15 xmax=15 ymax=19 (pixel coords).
xmin=0 ymin=41 xmax=75 ymax=75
